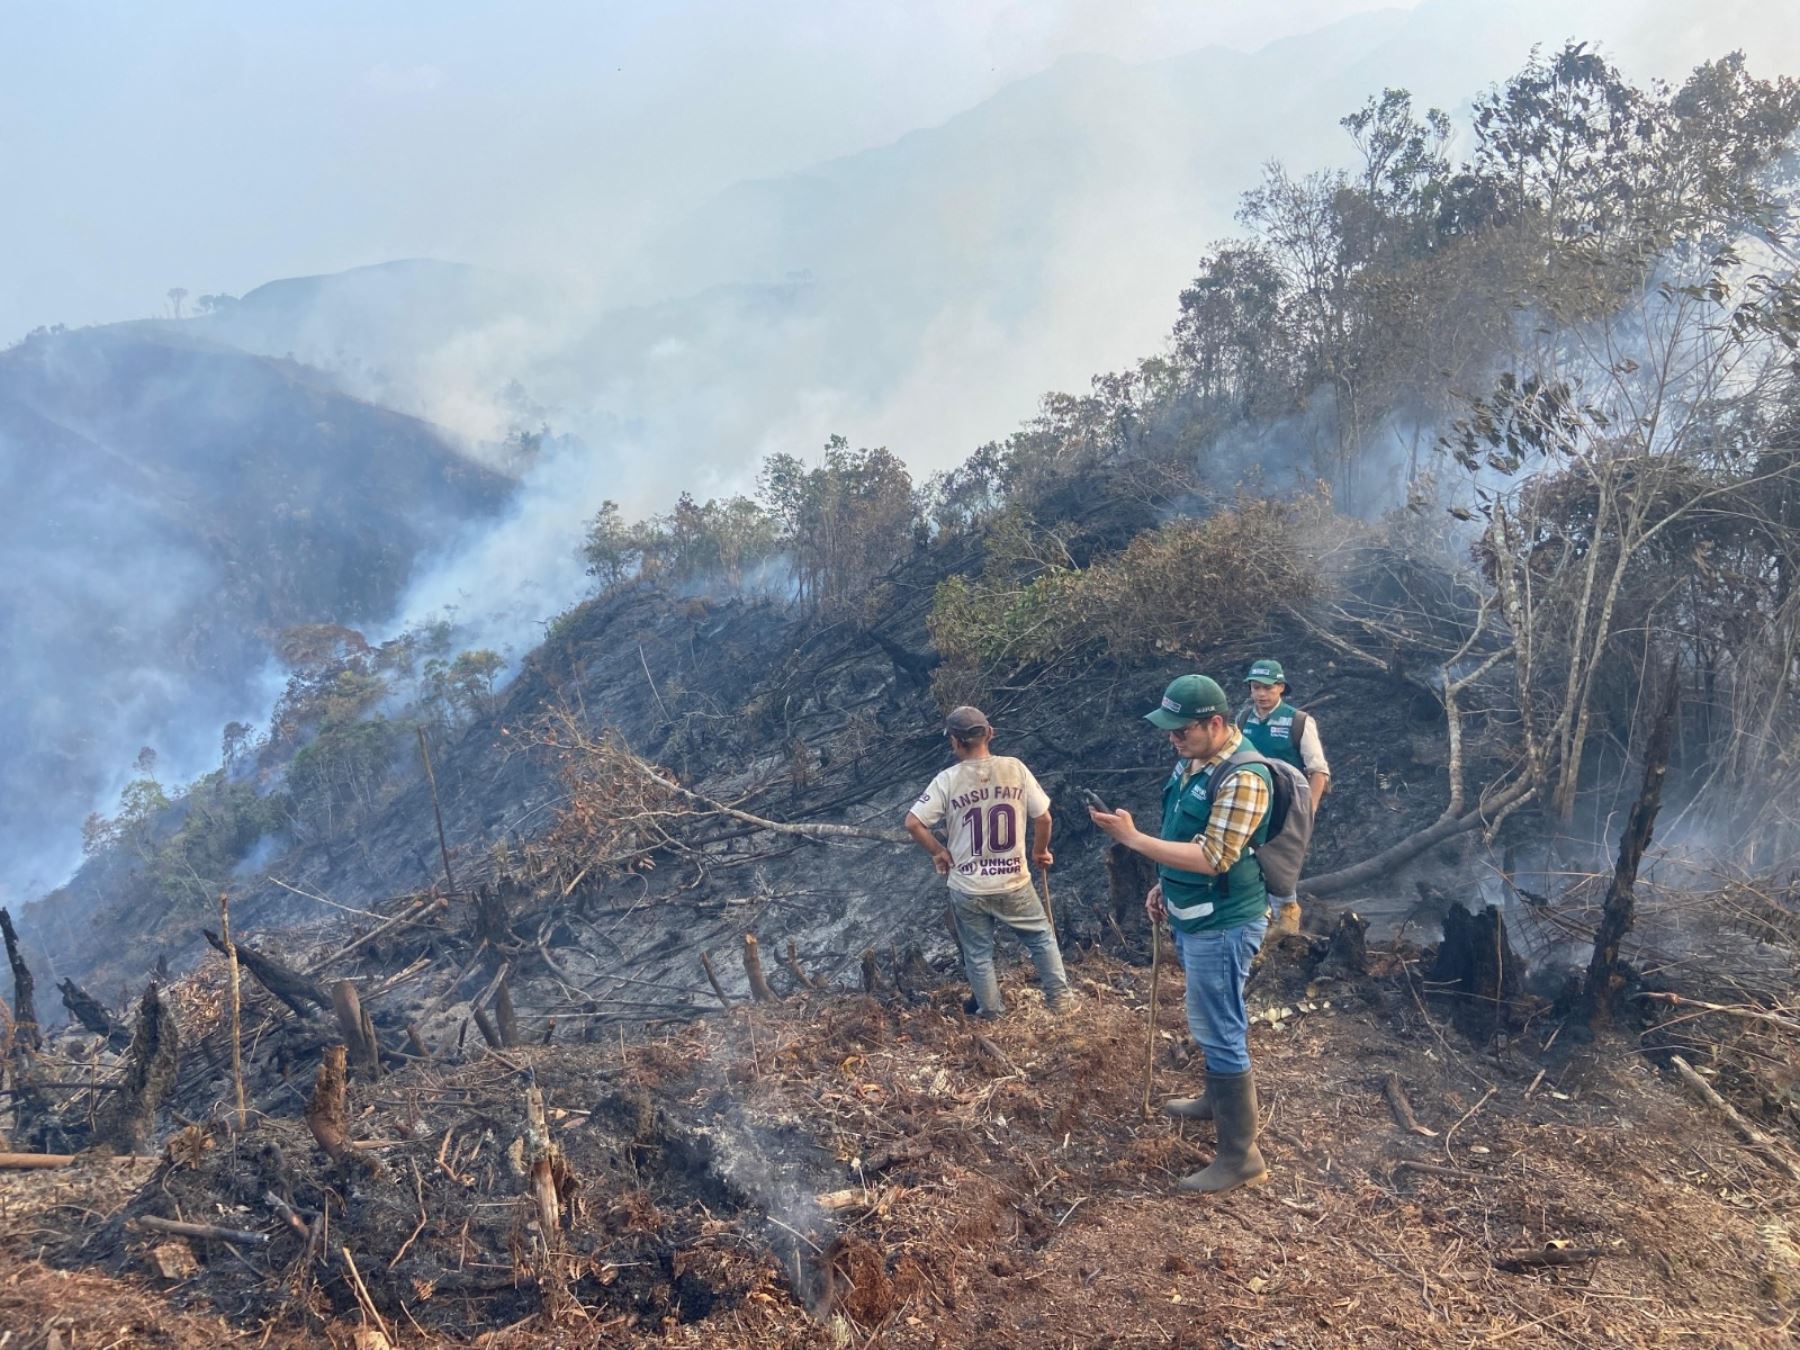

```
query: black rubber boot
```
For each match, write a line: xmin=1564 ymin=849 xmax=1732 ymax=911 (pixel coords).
xmin=1177 ymin=1070 xmax=1268 ymax=1194
xmin=1160 ymin=1091 xmax=1213 ymax=1122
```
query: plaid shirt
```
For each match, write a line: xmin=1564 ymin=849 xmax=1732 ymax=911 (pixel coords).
xmin=1178 ymin=727 xmax=1271 ymax=873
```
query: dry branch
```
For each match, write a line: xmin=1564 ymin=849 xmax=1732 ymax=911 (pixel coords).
xmin=1382 ymin=1073 xmax=1438 ymax=1137
xmin=699 ymin=952 xmax=733 ymax=1007
xmin=1633 ymin=992 xmax=1800 ymax=1036
xmin=0 ymin=1152 xmax=159 ymax=1169
xmin=1670 ymin=1054 xmax=1800 ymax=1184
xmin=133 ymin=1215 xmax=270 ymax=1246
xmin=782 ymin=938 xmax=819 ymax=991
xmin=1494 ymin=1244 xmax=1605 ymax=1273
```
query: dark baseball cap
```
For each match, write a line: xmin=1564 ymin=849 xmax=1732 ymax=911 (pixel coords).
xmin=1144 ymin=675 xmax=1231 ymax=730
xmin=945 ymin=705 xmax=992 ymax=735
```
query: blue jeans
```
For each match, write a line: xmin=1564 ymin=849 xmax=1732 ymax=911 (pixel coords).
xmin=1171 ymin=917 xmax=1267 ymax=1075
xmin=949 ymin=884 xmax=1070 ymax=1014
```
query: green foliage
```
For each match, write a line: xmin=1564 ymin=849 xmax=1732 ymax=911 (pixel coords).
xmin=928 ymin=498 xmax=1328 ymax=707
xmin=422 ymin=649 xmax=505 ymax=724
xmin=285 ymin=715 xmax=401 ymax=842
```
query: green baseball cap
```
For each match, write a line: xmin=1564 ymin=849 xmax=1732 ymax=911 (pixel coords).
xmin=1144 ymin=675 xmax=1232 ymax=730
xmin=1246 ymin=659 xmax=1286 ymax=686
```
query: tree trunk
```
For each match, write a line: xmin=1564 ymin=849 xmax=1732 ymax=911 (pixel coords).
xmin=203 ymin=930 xmax=331 ymax=1016
xmin=0 ymin=909 xmax=40 ymax=1053
xmin=1583 ymin=660 xmax=1681 ymax=1025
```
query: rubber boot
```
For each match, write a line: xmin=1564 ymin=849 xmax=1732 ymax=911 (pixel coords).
xmin=1268 ymin=899 xmax=1302 ymax=938
xmin=1160 ymin=1090 xmax=1212 ymax=1122
xmin=1177 ymin=1070 xmax=1268 ymax=1194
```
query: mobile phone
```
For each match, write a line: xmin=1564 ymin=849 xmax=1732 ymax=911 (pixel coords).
xmin=1079 ymin=787 xmax=1111 ymax=813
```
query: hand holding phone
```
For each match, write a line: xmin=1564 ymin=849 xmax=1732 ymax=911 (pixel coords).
xmin=1079 ymin=787 xmax=1111 ymax=814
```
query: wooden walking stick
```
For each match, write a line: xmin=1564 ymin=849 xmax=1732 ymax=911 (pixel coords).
xmin=1142 ymin=922 xmax=1162 ymax=1117
xmin=1039 ymin=865 xmax=1055 ymax=933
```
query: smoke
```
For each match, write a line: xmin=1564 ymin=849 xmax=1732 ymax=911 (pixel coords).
xmin=9 ymin=0 xmax=1800 ymax=912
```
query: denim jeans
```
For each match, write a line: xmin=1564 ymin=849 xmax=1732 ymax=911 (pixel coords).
xmin=1171 ymin=917 xmax=1268 ymax=1075
xmin=949 ymin=883 xmax=1070 ymax=1015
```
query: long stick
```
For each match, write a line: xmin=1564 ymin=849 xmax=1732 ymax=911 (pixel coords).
xmin=1142 ymin=923 xmax=1162 ymax=1118
xmin=1039 ymin=866 xmax=1056 ymax=934
xmin=219 ymin=890 xmax=246 ymax=1132
xmin=417 ymin=724 xmax=457 ymax=894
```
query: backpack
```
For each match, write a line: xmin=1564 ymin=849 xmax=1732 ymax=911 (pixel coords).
xmin=1205 ymin=747 xmax=1315 ymax=899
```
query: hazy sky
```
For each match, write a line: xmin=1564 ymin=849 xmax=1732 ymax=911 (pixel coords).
xmin=0 ymin=1 xmax=1422 ymax=339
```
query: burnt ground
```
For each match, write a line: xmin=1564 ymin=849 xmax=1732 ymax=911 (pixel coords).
xmin=6 ymin=923 xmax=1800 ymax=1348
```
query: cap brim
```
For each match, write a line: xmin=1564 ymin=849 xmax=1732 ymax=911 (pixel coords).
xmin=1144 ymin=709 xmax=1191 ymax=730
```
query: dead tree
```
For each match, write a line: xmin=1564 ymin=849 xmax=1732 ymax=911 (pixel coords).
xmin=203 ymin=930 xmax=330 ymax=1016
xmin=92 ymin=984 xmax=179 ymax=1153
xmin=1583 ymin=662 xmax=1681 ymax=1026
xmin=0 ymin=909 xmax=40 ymax=1053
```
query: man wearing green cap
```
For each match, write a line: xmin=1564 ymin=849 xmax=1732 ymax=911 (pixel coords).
xmin=1088 ymin=674 xmax=1272 ymax=1194
xmin=1238 ymin=659 xmax=1329 ymax=936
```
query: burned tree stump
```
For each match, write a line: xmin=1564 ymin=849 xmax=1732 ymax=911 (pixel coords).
xmin=782 ymin=938 xmax=819 ymax=991
xmin=473 ymin=884 xmax=512 ymax=955
xmin=203 ymin=930 xmax=330 ymax=1017
xmin=59 ymin=978 xmax=131 ymax=1048
xmin=494 ymin=971 xmax=521 ymax=1048
xmin=1 ymin=908 xmax=41 ymax=1053
xmin=859 ymin=949 xmax=883 ymax=995
xmin=92 ymin=984 xmax=179 ymax=1154
xmin=1316 ymin=910 xmax=1370 ymax=979
xmin=1430 ymin=906 xmax=1523 ymax=1039
xmin=743 ymin=935 xmax=777 ymax=1003
xmin=305 ymin=1044 xmax=377 ymax=1176
xmin=330 ymin=981 xmax=382 ymax=1080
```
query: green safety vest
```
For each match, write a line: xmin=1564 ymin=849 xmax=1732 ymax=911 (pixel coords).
xmin=1238 ymin=700 xmax=1307 ymax=771
xmin=1158 ymin=756 xmax=1272 ymax=934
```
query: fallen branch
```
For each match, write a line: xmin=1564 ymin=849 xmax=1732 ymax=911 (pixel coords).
xmin=307 ymin=894 xmax=446 ymax=976
xmin=1382 ymin=1073 xmax=1438 ymax=1137
xmin=1670 ymin=1054 xmax=1800 ymax=1184
xmin=1301 ymin=780 xmax=1534 ymax=898
xmin=0 ymin=1152 xmax=158 ymax=1169
xmin=134 ymin=1215 xmax=270 ymax=1247
xmin=699 ymin=952 xmax=733 ymax=1007
xmin=1634 ymin=992 xmax=1800 ymax=1036
xmin=628 ymin=758 xmax=908 ymax=846
xmin=203 ymin=929 xmax=331 ymax=1016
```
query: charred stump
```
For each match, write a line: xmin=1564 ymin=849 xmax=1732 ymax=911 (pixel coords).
xmin=472 ymin=884 xmax=512 ymax=956
xmin=203 ymin=930 xmax=330 ymax=1017
xmin=92 ymin=984 xmax=180 ymax=1153
xmin=1583 ymin=661 xmax=1681 ymax=1027
xmin=58 ymin=978 xmax=131 ymax=1049
xmin=304 ymin=1044 xmax=378 ymax=1177
xmin=330 ymin=981 xmax=382 ymax=1080
xmin=1 ymin=909 xmax=41 ymax=1053
xmin=1430 ymin=905 xmax=1523 ymax=1040
xmin=1316 ymin=909 xmax=1369 ymax=980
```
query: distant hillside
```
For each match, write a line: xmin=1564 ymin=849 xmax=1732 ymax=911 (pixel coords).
xmin=0 ymin=325 xmax=511 ymax=901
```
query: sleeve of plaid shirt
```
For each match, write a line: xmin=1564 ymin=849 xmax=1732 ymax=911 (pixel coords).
xmin=1190 ymin=766 xmax=1272 ymax=873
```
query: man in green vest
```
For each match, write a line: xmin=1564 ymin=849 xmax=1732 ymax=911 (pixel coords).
xmin=1238 ymin=659 xmax=1329 ymax=936
xmin=1088 ymin=674 xmax=1272 ymax=1194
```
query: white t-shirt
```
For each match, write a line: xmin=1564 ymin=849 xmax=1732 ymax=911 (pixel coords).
xmin=909 ymin=755 xmax=1051 ymax=895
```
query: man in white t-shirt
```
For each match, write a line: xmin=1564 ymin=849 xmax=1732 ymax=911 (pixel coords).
xmin=905 ymin=705 xmax=1071 ymax=1016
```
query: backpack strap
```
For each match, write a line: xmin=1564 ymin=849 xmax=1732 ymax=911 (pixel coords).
xmin=1205 ymin=749 xmax=1275 ymax=893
